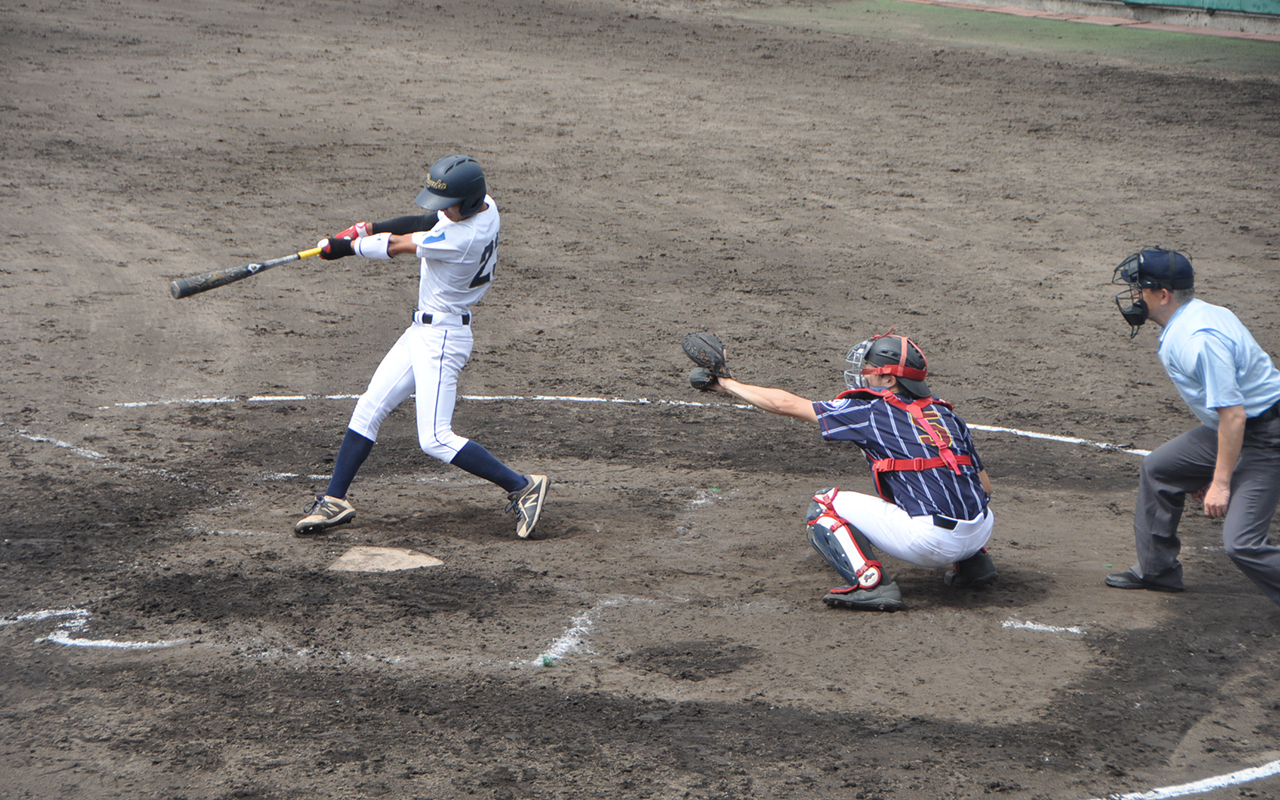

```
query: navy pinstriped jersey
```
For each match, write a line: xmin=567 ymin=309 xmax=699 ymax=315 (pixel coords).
xmin=814 ymin=394 xmax=989 ymax=520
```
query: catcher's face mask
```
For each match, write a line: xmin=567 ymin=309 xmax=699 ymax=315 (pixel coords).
xmin=1112 ymin=253 xmax=1150 ymax=339
xmin=844 ymin=337 xmax=876 ymax=391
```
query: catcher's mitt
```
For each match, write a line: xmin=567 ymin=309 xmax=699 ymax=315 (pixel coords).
xmin=682 ymin=332 xmax=732 ymax=391
xmin=689 ymin=367 xmax=716 ymax=391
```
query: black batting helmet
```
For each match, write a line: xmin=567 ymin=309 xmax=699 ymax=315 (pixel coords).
xmin=415 ymin=155 xmax=487 ymax=217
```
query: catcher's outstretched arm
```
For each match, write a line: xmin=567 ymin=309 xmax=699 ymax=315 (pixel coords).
xmin=714 ymin=377 xmax=818 ymax=424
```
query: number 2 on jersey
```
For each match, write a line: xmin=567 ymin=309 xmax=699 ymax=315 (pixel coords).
xmin=469 ymin=237 xmax=498 ymax=288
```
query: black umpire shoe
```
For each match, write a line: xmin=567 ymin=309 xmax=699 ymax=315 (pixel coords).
xmin=1104 ymin=568 xmax=1184 ymax=593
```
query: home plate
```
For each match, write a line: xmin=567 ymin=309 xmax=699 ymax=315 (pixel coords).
xmin=327 ymin=546 xmax=444 ymax=572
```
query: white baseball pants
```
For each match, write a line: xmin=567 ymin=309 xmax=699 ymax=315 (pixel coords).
xmin=347 ymin=321 xmax=473 ymax=462
xmin=830 ymin=489 xmax=993 ymax=568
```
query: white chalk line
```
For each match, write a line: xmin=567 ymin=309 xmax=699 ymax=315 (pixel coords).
xmin=1083 ymin=759 xmax=1280 ymax=800
xmin=262 ymin=472 xmax=331 ymax=481
xmin=39 ymin=630 xmax=190 ymax=650
xmin=3 ymin=607 xmax=423 ymax=662
xmin=2 ymin=607 xmax=189 ymax=650
xmin=96 ymin=392 xmax=739 ymax=412
xmin=521 ymin=596 xmax=651 ymax=668
xmin=1002 ymin=618 xmax=1086 ymax=635
xmin=9 ymin=428 xmax=108 ymax=461
xmin=969 ymin=423 xmax=1151 ymax=457
xmin=87 ymin=391 xmax=1151 ymax=457
xmin=1004 ymin=618 xmax=1280 ymax=800
xmin=3 ymin=423 xmax=201 ymax=487
xmin=0 ymin=608 xmax=87 ymax=626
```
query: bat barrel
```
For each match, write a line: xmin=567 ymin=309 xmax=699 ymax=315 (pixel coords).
xmin=170 ymin=277 xmax=198 ymax=299
xmin=169 ymin=248 xmax=319 ymax=299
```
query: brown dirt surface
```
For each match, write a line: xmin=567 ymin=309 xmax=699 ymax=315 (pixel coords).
xmin=3 ymin=0 xmax=1280 ymax=798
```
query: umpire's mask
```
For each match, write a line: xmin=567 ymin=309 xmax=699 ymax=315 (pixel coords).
xmin=1112 ymin=249 xmax=1194 ymax=339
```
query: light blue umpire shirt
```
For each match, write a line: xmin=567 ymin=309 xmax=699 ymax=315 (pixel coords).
xmin=1157 ymin=298 xmax=1280 ymax=429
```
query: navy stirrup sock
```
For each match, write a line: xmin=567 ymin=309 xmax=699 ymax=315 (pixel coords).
xmin=326 ymin=429 xmax=375 ymax=499
xmin=450 ymin=441 xmax=527 ymax=494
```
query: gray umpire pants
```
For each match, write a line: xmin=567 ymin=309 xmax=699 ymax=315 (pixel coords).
xmin=1131 ymin=407 xmax=1280 ymax=606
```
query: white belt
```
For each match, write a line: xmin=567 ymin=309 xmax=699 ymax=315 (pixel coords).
xmin=413 ymin=311 xmax=470 ymax=326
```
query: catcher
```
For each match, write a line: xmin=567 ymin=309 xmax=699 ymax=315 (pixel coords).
xmin=683 ymin=331 xmax=996 ymax=611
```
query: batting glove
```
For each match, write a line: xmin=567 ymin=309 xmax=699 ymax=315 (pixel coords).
xmin=318 ymin=237 xmax=355 ymax=260
xmin=334 ymin=221 xmax=373 ymax=240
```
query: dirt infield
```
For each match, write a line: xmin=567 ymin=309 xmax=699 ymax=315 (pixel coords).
xmin=3 ymin=0 xmax=1280 ymax=797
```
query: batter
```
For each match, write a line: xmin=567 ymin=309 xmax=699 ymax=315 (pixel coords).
xmin=697 ymin=330 xmax=996 ymax=611
xmin=294 ymin=155 xmax=548 ymax=539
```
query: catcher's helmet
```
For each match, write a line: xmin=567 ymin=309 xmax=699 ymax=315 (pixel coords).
xmin=845 ymin=330 xmax=931 ymax=398
xmin=415 ymin=155 xmax=487 ymax=217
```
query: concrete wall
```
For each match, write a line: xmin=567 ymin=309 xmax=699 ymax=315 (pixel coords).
xmin=1126 ymin=0 xmax=1278 ymax=16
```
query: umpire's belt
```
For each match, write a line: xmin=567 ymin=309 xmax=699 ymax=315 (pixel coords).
xmin=1249 ymin=401 xmax=1280 ymax=425
xmin=413 ymin=311 xmax=470 ymax=326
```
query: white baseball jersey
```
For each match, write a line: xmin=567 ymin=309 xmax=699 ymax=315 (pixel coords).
xmin=411 ymin=195 xmax=500 ymax=316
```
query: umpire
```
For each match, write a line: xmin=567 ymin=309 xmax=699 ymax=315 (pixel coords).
xmin=1108 ymin=248 xmax=1280 ymax=606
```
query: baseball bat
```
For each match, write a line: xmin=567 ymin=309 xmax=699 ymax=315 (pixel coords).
xmin=169 ymin=246 xmax=323 ymax=299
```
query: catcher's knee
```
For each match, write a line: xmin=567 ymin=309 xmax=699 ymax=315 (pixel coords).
xmin=806 ymin=510 xmax=883 ymax=590
xmin=805 ymin=487 xmax=840 ymax=525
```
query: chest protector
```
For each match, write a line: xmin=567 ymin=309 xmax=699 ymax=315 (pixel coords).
xmin=835 ymin=388 xmax=973 ymax=502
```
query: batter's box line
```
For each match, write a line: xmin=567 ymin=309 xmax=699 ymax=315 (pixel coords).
xmin=1079 ymin=757 xmax=1280 ymax=800
xmin=1001 ymin=618 xmax=1087 ymax=635
xmin=1 ymin=422 xmax=207 ymax=489
xmin=1 ymin=606 xmax=190 ymax=650
xmin=517 ymin=595 xmax=654 ymax=669
xmin=90 ymin=393 xmax=1151 ymax=457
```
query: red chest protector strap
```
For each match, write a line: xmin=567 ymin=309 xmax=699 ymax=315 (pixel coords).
xmin=836 ymin=388 xmax=973 ymax=501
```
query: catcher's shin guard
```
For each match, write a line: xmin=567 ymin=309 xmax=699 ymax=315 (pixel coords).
xmin=806 ymin=490 xmax=884 ymax=590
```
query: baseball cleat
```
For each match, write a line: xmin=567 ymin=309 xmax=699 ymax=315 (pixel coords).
xmin=945 ymin=548 xmax=998 ymax=588
xmin=823 ymin=580 xmax=905 ymax=612
xmin=1104 ymin=568 xmax=1184 ymax=593
xmin=294 ymin=495 xmax=355 ymax=536
xmin=505 ymin=474 xmax=548 ymax=539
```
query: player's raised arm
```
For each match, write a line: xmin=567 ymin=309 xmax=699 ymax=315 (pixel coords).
xmin=320 ymin=226 xmax=449 ymax=260
xmin=331 ymin=213 xmax=440 ymax=240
